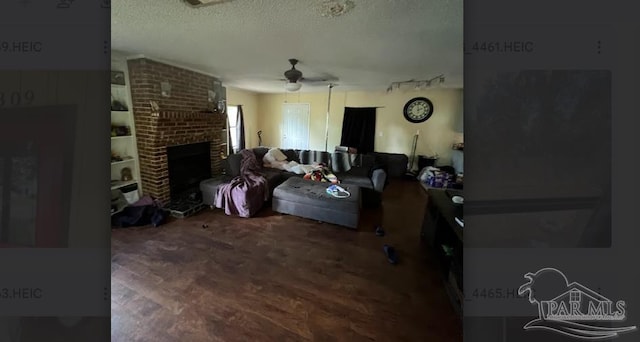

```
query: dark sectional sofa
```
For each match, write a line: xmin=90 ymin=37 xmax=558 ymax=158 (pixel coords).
xmin=200 ymin=147 xmax=408 ymax=213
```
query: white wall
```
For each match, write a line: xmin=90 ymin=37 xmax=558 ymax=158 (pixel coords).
xmin=257 ymin=88 xmax=463 ymax=165
xmin=226 ymin=87 xmax=261 ymax=148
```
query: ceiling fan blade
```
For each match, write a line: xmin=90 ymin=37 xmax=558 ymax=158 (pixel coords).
xmin=300 ymin=75 xmax=339 ymax=83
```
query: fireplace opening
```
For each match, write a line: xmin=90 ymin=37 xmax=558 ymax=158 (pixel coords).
xmin=167 ymin=142 xmax=211 ymax=203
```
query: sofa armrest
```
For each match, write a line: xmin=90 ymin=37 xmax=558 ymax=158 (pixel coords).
xmin=371 ymin=168 xmax=387 ymax=192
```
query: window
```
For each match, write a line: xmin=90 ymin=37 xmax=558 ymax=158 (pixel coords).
xmin=569 ymin=290 xmax=581 ymax=302
xmin=227 ymin=105 xmax=238 ymax=153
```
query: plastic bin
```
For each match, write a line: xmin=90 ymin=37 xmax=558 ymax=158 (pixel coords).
xmin=120 ymin=183 xmax=140 ymax=204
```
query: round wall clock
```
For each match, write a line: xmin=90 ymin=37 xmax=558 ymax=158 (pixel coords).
xmin=403 ymin=97 xmax=434 ymax=123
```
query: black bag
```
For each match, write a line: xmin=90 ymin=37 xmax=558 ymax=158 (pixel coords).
xmin=150 ymin=207 xmax=167 ymax=227
xmin=112 ymin=205 xmax=167 ymax=228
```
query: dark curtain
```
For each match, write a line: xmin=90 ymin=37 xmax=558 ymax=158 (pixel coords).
xmin=227 ymin=117 xmax=233 ymax=156
xmin=340 ymin=107 xmax=376 ymax=154
xmin=236 ymin=105 xmax=246 ymax=152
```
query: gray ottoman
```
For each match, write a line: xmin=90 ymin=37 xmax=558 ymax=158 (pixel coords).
xmin=200 ymin=176 xmax=232 ymax=207
xmin=272 ymin=177 xmax=361 ymax=229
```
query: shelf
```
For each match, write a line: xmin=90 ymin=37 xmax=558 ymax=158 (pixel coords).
xmin=111 ymin=110 xmax=131 ymax=114
xmin=111 ymin=158 xmax=135 ymax=166
xmin=111 ymin=84 xmax=127 ymax=89
xmin=111 ymin=205 xmax=127 ymax=217
xmin=111 ymin=135 xmax=133 ymax=140
xmin=111 ymin=179 xmax=138 ymax=190
xmin=110 ymin=197 xmax=129 ymax=216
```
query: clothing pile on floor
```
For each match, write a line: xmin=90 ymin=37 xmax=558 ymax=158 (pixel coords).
xmin=111 ymin=196 xmax=167 ymax=228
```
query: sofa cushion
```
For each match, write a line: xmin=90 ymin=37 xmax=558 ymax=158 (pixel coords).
xmin=342 ymin=166 xmax=370 ymax=178
xmin=270 ymin=148 xmax=288 ymax=161
xmin=331 ymin=151 xmax=355 ymax=173
xmin=299 ymin=150 xmax=330 ymax=166
xmin=273 ymin=177 xmax=360 ymax=213
xmin=281 ymin=149 xmax=300 ymax=163
xmin=261 ymin=168 xmax=285 ymax=187
xmin=339 ymin=174 xmax=373 ymax=189
xmin=226 ymin=153 xmax=243 ymax=177
xmin=272 ymin=177 xmax=361 ymax=228
xmin=358 ymin=154 xmax=376 ymax=169
xmin=368 ymin=152 xmax=408 ymax=178
xmin=251 ymin=147 xmax=269 ymax=162
xmin=200 ymin=176 xmax=233 ymax=206
xmin=221 ymin=158 xmax=231 ymax=176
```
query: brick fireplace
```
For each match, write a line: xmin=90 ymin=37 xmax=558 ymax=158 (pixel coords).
xmin=128 ymin=58 xmax=226 ymax=204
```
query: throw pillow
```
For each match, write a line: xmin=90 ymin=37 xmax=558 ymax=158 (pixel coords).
xmin=331 ymin=152 xmax=354 ymax=173
xmin=268 ymin=148 xmax=288 ymax=162
xmin=263 ymin=152 xmax=276 ymax=165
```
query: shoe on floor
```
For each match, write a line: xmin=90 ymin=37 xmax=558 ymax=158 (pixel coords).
xmin=375 ymin=225 xmax=385 ymax=237
xmin=383 ymin=244 xmax=398 ymax=264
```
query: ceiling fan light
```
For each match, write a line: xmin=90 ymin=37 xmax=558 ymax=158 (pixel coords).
xmin=285 ymin=82 xmax=302 ymax=92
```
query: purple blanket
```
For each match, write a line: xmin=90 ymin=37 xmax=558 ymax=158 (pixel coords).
xmin=214 ymin=149 xmax=269 ymax=218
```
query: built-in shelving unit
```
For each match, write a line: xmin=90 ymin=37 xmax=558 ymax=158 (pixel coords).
xmin=111 ymin=53 xmax=142 ymax=215
xmin=419 ymin=185 xmax=463 ymax=317
xmin=111 ymin=179 xmax=138 ymax=191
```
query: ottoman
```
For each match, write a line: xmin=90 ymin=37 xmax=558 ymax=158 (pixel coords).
xmin=199 ymin=176 xmax=232 ymax=207
xmin=272 ymin=177 xmax=361 ymax=229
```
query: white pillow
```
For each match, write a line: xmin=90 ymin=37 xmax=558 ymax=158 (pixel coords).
xmin=268 ymin=148 xmax=288 ymax=162
xmin=263 ymin=152 xmax=276 ymax=164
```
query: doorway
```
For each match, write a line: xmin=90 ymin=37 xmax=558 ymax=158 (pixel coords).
xmin=281 ymin=103 xmax=310 ymax=150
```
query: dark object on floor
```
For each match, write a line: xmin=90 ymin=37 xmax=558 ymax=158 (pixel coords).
xmin=403 ymin=171 xmax=418 ymax=180
xmin=383 ymin=244 xmax=398 ymax=264
xmin=202 ymin=224 xmax=209 ymax=229
xmin=111 ymin=204 xmax=167 ymax=228
xmin=375 ymin=225 xmax=385 ymax=236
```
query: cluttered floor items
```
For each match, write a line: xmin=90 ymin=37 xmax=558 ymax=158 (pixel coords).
xmin=111 ymin=194 xmax=168 ymax=228
xmin=418 ymin=166 xmax=463 ymax=189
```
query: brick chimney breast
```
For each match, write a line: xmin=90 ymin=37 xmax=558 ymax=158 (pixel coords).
xmin=127 ymin=58 xmax=226 ymax=204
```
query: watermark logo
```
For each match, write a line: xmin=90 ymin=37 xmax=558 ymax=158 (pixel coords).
xmin=518 ymin=268 xmax=636 ymax=340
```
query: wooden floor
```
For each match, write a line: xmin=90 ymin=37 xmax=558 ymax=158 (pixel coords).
xmin=111 ymin=179 xmax=462 ymax=341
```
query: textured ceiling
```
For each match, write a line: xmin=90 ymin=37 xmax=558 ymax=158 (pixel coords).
xmin=111 ymin=0 xmax=462 ymax=93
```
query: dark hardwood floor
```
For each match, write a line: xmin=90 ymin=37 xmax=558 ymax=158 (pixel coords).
xmin=111 ymin=179 xmax=462 ymax=341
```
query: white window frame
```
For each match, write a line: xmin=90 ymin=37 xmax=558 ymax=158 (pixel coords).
xmin=227 ymin=105 xmax=239 ymax=153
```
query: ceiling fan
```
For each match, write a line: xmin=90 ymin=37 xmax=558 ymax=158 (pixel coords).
xmin=281 ymin=58 xmax=337 ymax=91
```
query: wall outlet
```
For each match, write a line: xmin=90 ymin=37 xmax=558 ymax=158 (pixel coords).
xmin=379 ymin=131 xmax=383 ymax=137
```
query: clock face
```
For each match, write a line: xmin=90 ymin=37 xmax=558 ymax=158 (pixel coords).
xmin=403 ymin=97 xmax=434 ymax=123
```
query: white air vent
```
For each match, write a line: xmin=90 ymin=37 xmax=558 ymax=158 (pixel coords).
xmin=184 ymin=0 xmax=229 ymax=8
